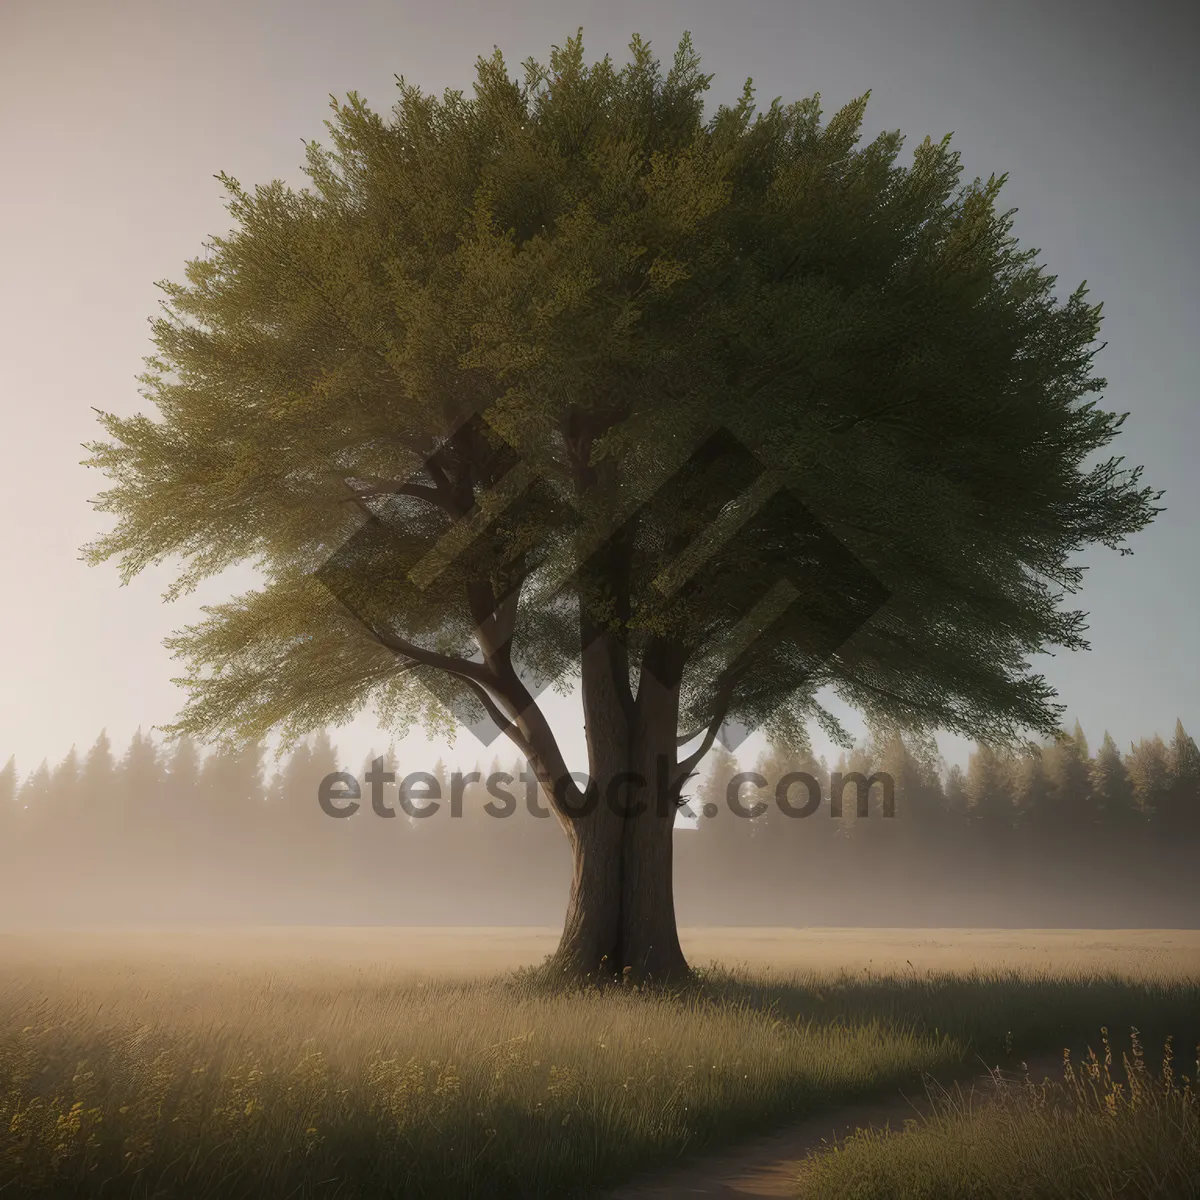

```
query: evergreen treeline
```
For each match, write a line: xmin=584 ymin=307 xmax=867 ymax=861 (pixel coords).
xmin=0 ymin=721 xmax=1197 ymax=927
xmin=685 ymin=720 xmax=1200 ymax=926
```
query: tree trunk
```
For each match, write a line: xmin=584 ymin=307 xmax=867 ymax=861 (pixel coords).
xmin=547 ymin=779 xmax=688 ymax=984
xmin=550 ymin=792 xmax=625 ymax=978
xmin=618 ymin=671 xmax=688 ymax=980
xmin=543 ymin=637 xmax=690 ymax=985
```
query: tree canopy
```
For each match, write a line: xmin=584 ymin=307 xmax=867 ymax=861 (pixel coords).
xmin=83 ymin=30 xmax=1161 ymax=978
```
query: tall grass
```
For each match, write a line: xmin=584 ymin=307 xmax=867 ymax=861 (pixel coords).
xmin=0 ymin=971 xmax=954 ymax=1198
xmin=1 ymin=952 xmax=1198 ymax=1197
xmin=693 ymin=964 xmax=1200 ymax=1064
xmin=798 ymin=1028 xmax=1200 ymax=1199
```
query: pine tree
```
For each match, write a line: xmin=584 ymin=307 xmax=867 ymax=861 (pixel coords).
xmin=160 ymin=735 xmax=202 ymax=864
xmin=693 ymin=743 xmax=738 ymax=820
xmin=280 ymin=740 xmax=313 ymax=794
xmin=359 ymin=747 xmax=382 ymax=811
xmin=1073 ymin=721 xmax=1090 ymax=762
xmin=431 ymin=758 xmax=451 ymax=804
xmin=164 ymin=735 xmax=201 ymax=789
xmin=163 ymin=736 xmax=202 ymax=823
xmin=16 ymin=760 xmax=52 ymax=812
xmin=944 ymin=763 xmax=968 ymax=819
xmin=692 ymin=743 xmax=748 ymax=863
xmin=1043 ymin=723 xmax=1095 ymax=829
xmin=1090 ymin=732 xmax=1137 ymax=825
xmin=47 ymin=746 xmax=80 ymax=818
xmin=758 ymin=738 xmax=829 ymax=829
xmin=284 ymin=729 xmax=343 ymax=856
xmin=1164 ymin=719 xmax=1200 ymax=835
xmin=14 ymin=760 xmax=52 ymax=893
xmin=80 ymin=730 xmax=116 ymax=827
xmin=118 ymin=728 xmax=163 ymax=830
xmin=834 ymin=743 xmax=883 ymax=835
xmin=966 ymin=744 xmax=1014 ymax=827
xmin=1127 ymin=736 xmax=1172 ymax=822
xmin=0 ymin=756 xmax=14 ymax=830
xmin=311 ymin=729 xmax=340 ymax=780
xmin=1012 ymin=744 xmax=1053 ymax=826
xmin=875 ymin=733 xmax=944 ymax=824
xmin=0 ymin=756 xmax=14 ymax=871
xmin=198 ymin=740 xmax=266 ymax=831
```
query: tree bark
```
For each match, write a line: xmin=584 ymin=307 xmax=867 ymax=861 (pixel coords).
xmin=618 ymin=667 xmax=688 ymax=980
xmin=531 ymin=427 xmax=691 ymax=985
xmin=541 ymin=633 xmax=690 ymax=985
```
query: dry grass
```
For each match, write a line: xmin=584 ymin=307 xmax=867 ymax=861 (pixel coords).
xmin=3 ymin=926 xmax=1197 ymax=980
xmin=798 ymin=1028 xmax=1200 ymax=1198
xmin=1 ymin=929 xmax=1197 ymax=1197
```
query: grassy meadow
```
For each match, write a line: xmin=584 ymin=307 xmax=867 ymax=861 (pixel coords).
xmin=798 ymin=1029 xmax=1200 ymax=1198
xmin=1 ymin=928 xmax=1198 ymax=1197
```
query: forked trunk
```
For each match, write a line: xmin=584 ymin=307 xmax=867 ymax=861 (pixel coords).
xmin=544 ymin=643 xmax=690 ymax=985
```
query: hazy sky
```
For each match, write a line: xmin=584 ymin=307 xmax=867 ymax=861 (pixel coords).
xmin=1 ymin=0 xmax=1196 ymax=778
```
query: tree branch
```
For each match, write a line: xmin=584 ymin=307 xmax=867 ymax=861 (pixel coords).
xmin=336 ymin=478 xmax=457 ymax=512
xmin=675 ymin=672 xmax=740 ymax=783
xmin=459 ymin=676 xmax=537 ymax=762
xmin=366 ymin=625 xmax=495 ymax=686
xmin=471 ymin=575 xmax=525 ymax=669
xmin=490 ymin=665 xmax=587 ymax=821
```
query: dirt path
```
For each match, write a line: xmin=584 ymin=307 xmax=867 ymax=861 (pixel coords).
xmin=604 ymin=1054 xmax=1064 ymax=1199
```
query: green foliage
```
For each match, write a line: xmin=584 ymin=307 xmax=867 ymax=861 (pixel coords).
xmin=82 ymin=30 xmax=1160 ymax=759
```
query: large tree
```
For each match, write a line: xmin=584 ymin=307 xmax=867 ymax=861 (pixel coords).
xmin=84 ymin=32 xmax=1159 ymax=981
